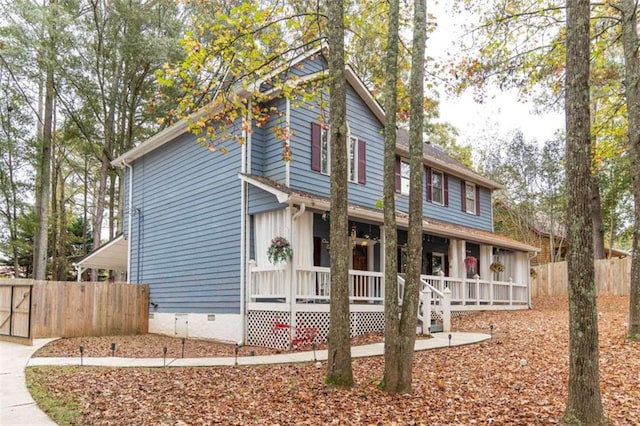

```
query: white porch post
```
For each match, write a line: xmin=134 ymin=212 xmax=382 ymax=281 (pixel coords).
xmin=442 ymin=287 xmax=451 ymax=332
xmin=287 ymin=206 xmax=296 ymax=328
xmin=380 ymin=224 xmax=385 ymax=301
xmin=480 ymin=245 xmax=492 ymax=279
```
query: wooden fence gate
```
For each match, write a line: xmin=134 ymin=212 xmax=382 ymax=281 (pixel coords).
xmin=0 ymin=280 xmax=149 ymax=345
xmin=0 ymin=284 xmax=33 ymax=344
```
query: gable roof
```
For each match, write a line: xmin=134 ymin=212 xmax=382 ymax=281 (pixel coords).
xmin=241 ymin=174 xmax=539 ymax=253
xmin=113 ymin=46 xmax=496 ymax=190
xmin=396 ymin=129 xmax=501 ymax=189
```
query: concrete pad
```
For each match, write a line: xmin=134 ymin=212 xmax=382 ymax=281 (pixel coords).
xmin=0 ymin=338 xmax=58 ymax=426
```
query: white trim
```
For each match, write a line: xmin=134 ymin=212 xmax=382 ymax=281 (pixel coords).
xmin=73 ymin=235 xmax=128 ymax=271
xmin=123 ymin=160 xmax=133 ymax=283
xmin=285 ymin=98 xmax=291 ymax=187
xmin=239 ymin=174 xmax=290 ymax=203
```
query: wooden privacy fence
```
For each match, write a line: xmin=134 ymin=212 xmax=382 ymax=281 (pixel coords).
xmin=0 ymin=280 xmax=148 ymax=344
xmin=531 ymin=257 xmax=631 ymax=297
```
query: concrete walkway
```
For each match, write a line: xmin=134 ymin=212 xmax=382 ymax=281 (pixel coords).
xmin=0 ymin=338 xmax=57 ymax=426
xmin=2 ymin=332 xmax=489 ymax=425
xmin=27 ymin=332 xmax=490 ymax=368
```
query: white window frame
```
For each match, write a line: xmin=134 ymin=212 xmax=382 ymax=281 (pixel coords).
xmin=320 ymin=126 xmax=360 ymax=183
xmin=400 ymin=159 xmax=410 ymax=195
xmin=348 ymin=135 xmax=358 ymax=183
xmin=320 ymin=127 xmax=330 ymax=175
xmin=431 ymin=170 xmax=444 ymax=205
xmin=465 ymin=182 xmax=476 ymax=215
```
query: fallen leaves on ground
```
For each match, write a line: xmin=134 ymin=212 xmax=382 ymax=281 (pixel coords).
xmin=34 ymin=333 xmax=385 ymax=358
xmin=28 ymin=297 xmax=639 ymax=425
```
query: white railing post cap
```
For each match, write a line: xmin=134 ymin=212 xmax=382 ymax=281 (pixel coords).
xmin=443 ymin=287 xmax=452 ymax=294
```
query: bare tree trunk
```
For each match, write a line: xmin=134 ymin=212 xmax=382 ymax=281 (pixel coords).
xmin=563 ymin=0 xmax=606 ymax=423
xmin=381 ymin=0 xmax=401 ymax=393
xmin=591 ymin=176 xmax=605 ymax=259
xmin=33 ymin=0 xmax=56 ymax=280
xmin=325 ymin=0 xmax=353 ymax=388
xmin=618 ymin=0 xmax=640 ymax=341
xmin=395 ymin=0 xmax=426 ymax=394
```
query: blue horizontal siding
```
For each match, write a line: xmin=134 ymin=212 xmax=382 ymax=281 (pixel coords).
xmin=287 ymin=83 xmax=385 ymax=209
xmin=129 ymin=126 xmax=243 ymax=314
xmin=247 ymin=186 xmax=285 ymax=214
xmin=395 ymin=174 xmax=493 ymax=231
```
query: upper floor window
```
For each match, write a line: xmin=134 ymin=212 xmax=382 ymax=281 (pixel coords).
xmin=400 ymin=159 xmax=410 ymax=195
xmin=311 ymin=122 xmax=366 ymax=184
xmin=463 ymin=182 xmax=479 ymax=215
xmin=348 ymin=135 xmax=358 ymax=183
xmin=432 ymin=170 xmax=444 ymax=205
xmin=321 ymin=127 xmax=330 ymax=174
xmin=425 ymin=167 xmax=448 ymax=206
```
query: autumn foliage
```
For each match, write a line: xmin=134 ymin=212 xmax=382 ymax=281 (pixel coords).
xmin=28 ymin=297 xmax=638 ymax=425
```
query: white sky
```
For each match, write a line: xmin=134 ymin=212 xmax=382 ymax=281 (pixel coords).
xmin=428 ymin=2 xmax=565 ymax=147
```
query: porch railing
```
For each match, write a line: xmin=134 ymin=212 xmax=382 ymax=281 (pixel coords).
xmin=295 ymin=266 xmax=383 ymax=303
xmin=422 ymin=272 xmax=528 ymax=306
xmin=249 ymin=263 xmax=528 ymax=309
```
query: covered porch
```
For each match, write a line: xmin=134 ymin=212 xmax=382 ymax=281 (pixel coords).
xmin=245 ymin=206 xmax=536 ymax=349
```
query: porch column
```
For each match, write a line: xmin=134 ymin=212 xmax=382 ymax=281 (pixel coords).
xmin=449 ymin=239 xmax=466 ymax=279
xmin=479 ymin=245 xmax=492 ymax=280
xmin=380 ymin=224 xmax=385 ymax=301
xmin=286 ymin=206 xmax=296 ymax=328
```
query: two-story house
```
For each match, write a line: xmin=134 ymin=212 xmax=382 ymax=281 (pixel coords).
xmin=82 ymin=46 xmax=538 ymax=348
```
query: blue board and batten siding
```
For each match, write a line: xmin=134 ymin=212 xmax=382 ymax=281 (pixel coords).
xmin=127 ymin=129 xmax=243 ymax=314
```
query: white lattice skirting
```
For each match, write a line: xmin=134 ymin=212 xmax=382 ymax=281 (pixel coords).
xmin=247 ymin=310 xmax=385 ymax=350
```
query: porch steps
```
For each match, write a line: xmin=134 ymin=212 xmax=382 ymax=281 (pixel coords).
xmin=416 ymin=321 xmax=443 ymax=334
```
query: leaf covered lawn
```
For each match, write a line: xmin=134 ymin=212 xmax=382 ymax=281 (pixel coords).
xmin=27 ymin=297 xmax=639 ymax=425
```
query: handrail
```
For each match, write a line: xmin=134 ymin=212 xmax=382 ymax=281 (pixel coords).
xmin=420 ymin=277 xmax=444 ymax=298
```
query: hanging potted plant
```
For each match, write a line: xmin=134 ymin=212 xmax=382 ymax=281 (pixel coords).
xmin=267 ymin=236 xmax=293 ymax=264
xmin=464 ymin=256 xmax=478 ymax=275
xmin=490 ymin=261 xmax=505 ymax=273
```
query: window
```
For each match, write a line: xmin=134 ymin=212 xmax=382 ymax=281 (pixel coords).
xmin=465 ymin=182 xmax=476 ymax=214
xmin=431 ymin=252 xmax=445 ymax=275
xmin=321 ymin=127 xmax=330 ymax=174
xmin=311 ymin=122 xmax=366 ymax=184
xmin=400 ymin=160 xmax=410 ymax=195
xmin=348 ymin=135 xmax=358 ymax=183
xmin=432 ymin=171 xmax=444 ymax=205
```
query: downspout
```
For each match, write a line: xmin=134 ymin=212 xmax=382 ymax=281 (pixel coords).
xmin=291 ymin=203 xmax=306 ymax=329
xmin=285 ymin=98 xmax=291 ymax=187
xmin=239 ymin=99 xmax=251 ymax=345
xmin=123 ymin=160 xmax=133 ymax=284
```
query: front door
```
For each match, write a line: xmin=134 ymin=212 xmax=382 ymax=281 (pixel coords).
xmin=352 ymin=245 xmax=368 ymax=271
xmin=352 ymin=245 xmax=369 ymax=299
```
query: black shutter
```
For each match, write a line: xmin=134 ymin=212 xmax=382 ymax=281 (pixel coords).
xmin=425 ymin=167 xmax=432 ymax=202
xmin=310 ymin=122 xmax=321 ymax=172
xmin=358 ymin=139 xmax=366 ymax=184
xmin=443 ymin=174 xmax=449 ymax=206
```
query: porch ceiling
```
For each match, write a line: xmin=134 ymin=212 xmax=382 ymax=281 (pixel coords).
xmin=241 ymin=174 xmax=540 ymax=253
xmin=74 ymin=235 xmax=128 ymax=271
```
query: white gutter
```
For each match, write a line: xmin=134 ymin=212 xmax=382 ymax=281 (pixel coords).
xmin=285 ymin=98 xmax=291 ymax=187
xmin=292 ymin=202 xmax=306 ymax=220
xmin=238 ymin=99 xmax=251 ymax=345
xmin=123 ymin=160 xmax=133 ymax=284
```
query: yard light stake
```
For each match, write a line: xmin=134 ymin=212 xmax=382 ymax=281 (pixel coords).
xmin=79 ymin=345 xmax=84 ymax=366
xmin=490 ymin=324 xmax=494 ymax=337
xmin=111 ymin=342 xmax=116 ymax=357
xmin=234 ymin=343 xmax=239 ymax=367
xmin=181 ymin=338 xmax=185 ymax=358
xmin=312 ymin=343 xmax=317 ymax=362
xmin=163 ymin=346 xmax=167 ymax=367
xmin=448 ymin=334 xmax=452 ymax=348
